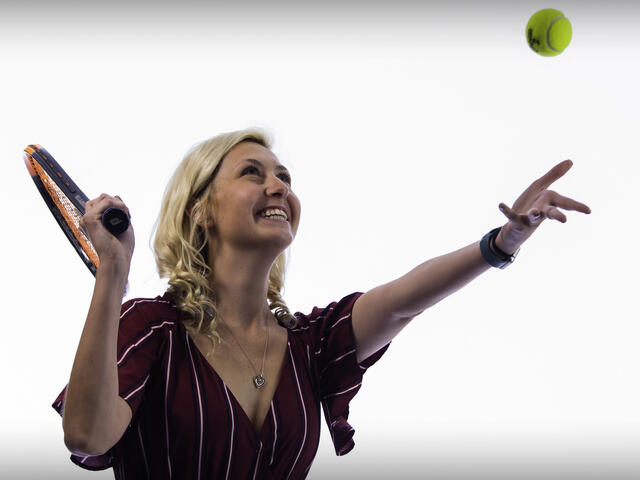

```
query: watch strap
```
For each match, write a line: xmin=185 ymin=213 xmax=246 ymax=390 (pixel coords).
xmin=480 ymin=227 xmax=520 ymax=269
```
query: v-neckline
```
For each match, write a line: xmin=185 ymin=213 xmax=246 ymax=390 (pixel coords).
xmin=187 ymin=327 xmax=291 ymax=440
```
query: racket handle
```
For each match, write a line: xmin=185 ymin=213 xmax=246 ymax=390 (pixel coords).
xmin=102 ymin=207 xmax=130 ymax=236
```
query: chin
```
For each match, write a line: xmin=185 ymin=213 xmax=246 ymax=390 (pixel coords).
xmin=257 ymin=231 xmax=292 ymax=249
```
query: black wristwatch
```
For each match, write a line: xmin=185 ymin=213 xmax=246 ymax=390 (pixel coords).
xmin=480 ymin=227 xmax=520 ymax=269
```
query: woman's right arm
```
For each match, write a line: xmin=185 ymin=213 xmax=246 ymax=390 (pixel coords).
xmin=62 ymin=194 xmax=135 ymax=456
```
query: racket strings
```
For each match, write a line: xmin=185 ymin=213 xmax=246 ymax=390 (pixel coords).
xmin=31 ymin=158 xmax=100 ymax=268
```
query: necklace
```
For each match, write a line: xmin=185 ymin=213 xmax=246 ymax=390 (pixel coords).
xmin=220 ymin=315 xmax=270 ymax=389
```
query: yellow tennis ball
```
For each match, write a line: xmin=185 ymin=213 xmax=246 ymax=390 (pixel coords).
xmin=526 ymin=8 xmax=572 ymax=56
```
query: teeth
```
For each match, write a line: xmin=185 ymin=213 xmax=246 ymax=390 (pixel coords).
xmin=260 ymin=208 xmax=288 ymax=220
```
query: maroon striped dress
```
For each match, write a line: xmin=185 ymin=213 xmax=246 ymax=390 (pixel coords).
xmin=52 ymin=291 xmax=390 ymax=479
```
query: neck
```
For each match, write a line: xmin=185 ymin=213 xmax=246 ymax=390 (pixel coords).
xmin=207 ymin=242 xmax=281 ymax=334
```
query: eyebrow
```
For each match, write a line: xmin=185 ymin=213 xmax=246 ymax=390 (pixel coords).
xmin=243 ymin=158 xmax=290 ymax=174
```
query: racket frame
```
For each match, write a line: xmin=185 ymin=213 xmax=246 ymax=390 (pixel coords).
xmin=24 ymin=145 xmax=100 ymax=275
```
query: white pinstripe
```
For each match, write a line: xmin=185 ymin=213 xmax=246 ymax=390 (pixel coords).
xmin=185 ymin=330 xmax=204 ymax=480
xmin=321 ymin=398 xmax=335 ymax=445
xmin=118 ymin=320 xmax=176 ymax=365
xmin=118 ymin=298 xmax=172 ymax=332
xmin=320 ymin=348 xmax=356 ymax=377
xmin=122 ymin=298 xmax=171 ymax=315
xmin=269 ymin=402 xmax=277 ymax=466
xmin=289 ymin=306 xmax=334 ymax=333
xmin=123 ymin=373 xmax=150 ymax=401
xmin=322 ymin=381 xmax=362 ymax=400
xmin=286 ymin=342 xmax=307 ymax=480
xmin=164 ymin=331 xmax=173 ymax=478
xmin=330 ymin=313 xmax=349 ymax=329
xmin=223 ymin=385 xmax=235 ymax=480
xmin=137 ymin=422 xmax=149 ymax=479
xmin=252 ymin=441 xmax=263 ymax=480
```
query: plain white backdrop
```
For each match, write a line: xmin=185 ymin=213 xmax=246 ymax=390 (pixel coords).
xmin=1 ymin=1 xmax=638 ymax=478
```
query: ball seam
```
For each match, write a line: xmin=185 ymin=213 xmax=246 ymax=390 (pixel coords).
xmin=546 ymin=16 xmax=566 ymax=53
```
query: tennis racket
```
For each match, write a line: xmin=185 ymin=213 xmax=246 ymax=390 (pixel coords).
xmin=23 ymin=144 xmax=130 ymax=276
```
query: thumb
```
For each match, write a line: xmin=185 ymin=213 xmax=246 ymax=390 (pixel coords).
xmin=499 ymin=203 xmax=514 ymax=219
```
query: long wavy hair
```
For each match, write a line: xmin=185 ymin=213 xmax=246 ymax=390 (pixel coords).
xmin=152 ymin=128 xmax=297 ymax=357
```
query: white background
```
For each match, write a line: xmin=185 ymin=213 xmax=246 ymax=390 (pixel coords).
xmin=1 ymin=1 xmax=638 ymax=478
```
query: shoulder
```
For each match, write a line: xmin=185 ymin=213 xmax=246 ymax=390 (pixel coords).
xmin=116 ymin=292 xmax=181 ymax=361
xmin=118 ymin=291 xmax=181 ymax=333
xmin=121 ymin=291 xmax=178 ymax=316
xmin=289 ymin=291 xmax=364 ymax=333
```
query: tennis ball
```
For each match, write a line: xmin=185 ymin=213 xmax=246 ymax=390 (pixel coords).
xmin=526 ymin=8 xmax=572 ymax=56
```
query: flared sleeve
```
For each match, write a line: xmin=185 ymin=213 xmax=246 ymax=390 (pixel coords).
xmin=51 ymin=296 xmax=175 ymax=470
xmin=296 ymin=291 xmax=391 ymax=456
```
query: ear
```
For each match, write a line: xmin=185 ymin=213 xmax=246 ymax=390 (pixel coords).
xmin=186 ymin=200 xmax=212 ymax=228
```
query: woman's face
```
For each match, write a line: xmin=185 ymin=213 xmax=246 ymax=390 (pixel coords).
xmin=207 ymin=141 xmax=301 ymax=255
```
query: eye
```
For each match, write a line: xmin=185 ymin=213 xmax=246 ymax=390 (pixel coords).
xmin=278 ymin=172 xmax=292 ymax=184
xmin=242 ymin=166 xmax=292 ymax=185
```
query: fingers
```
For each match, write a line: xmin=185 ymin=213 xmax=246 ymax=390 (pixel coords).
xmin=501 ymin=198 xmax=590 ymax=226
xmin=544 ymin=207 xmax=566 ymax=223
xmin=570 ymin=198 xmax=591 ymax=214
xmin=499 ymin=203 xmax=514 ymax=219
xmin=86 ymin=194 xmax=130 ymax=217
xmin=500 ymin=160 xmax=591 ymax=228
xmin=83 ymin=194 xmax=132 ymax=234
xmin=546 ymin=191 xmax=591 ymax=215
xmin=547 ymin=159 xmax=573 ymax=178
xmin=78 ymin=217 xmax=89 ymax=237
xmin=114 ymin=195 xmax=132 ymax=218
xmin=501 ymin=204 xmax=543 ymax=227
xmin=533 ymin=159 xmax=573 ymax=191
xmin=528 ymin=207 xmax=564 ymax=223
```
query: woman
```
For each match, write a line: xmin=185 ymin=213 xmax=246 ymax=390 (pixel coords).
xmin=53 ymin=128 xmax=591 ymax=479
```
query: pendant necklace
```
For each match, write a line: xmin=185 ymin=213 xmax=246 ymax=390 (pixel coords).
xmin=220 ymin=315 xmax=269 ymax=389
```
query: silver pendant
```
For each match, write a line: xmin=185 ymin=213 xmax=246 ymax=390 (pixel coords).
xmin=253 ymin=375 xmax=266 ymax=389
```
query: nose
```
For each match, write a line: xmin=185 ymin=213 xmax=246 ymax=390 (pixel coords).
xmin=265 ymin=174 xmax=289 ymax=197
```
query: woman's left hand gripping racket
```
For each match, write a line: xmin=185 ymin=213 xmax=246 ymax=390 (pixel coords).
xmin=23 ymin=144 xmax=130 ymax=276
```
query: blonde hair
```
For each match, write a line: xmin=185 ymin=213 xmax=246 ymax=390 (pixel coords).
xmin=152 ymin=128 xmax=297 ymax=357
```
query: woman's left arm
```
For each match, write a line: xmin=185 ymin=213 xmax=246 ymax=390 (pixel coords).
xmin=352 ymin=159 xmax=591 ymax=364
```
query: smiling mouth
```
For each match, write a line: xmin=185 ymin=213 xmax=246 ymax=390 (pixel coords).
xmin=257 ymin=208 xmax=289 ymax=222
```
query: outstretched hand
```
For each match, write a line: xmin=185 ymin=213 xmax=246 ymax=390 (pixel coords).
xmin=495 ymin=159 xmax=591 ymax=254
